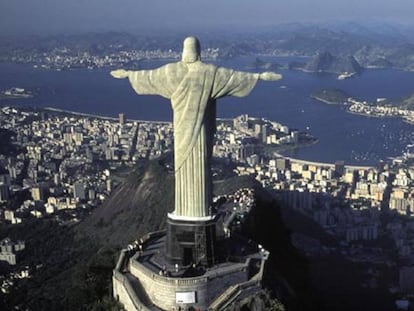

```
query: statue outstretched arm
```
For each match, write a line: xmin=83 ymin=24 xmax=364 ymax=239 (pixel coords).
xmin=110 ymin=69 xmax=130 ymax=79
xmin=259 ymin=72 xmax=283 ymax=81
xmin=110 ymin=66 xmax=175 ymax=99
xmin=212 ymin=67 xmax=283 ymax=99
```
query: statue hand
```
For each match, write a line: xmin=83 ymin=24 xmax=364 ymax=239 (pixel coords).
xmin=259 ymin=72 xmax=283 ymax=81
xmin=110 ymin=69 xmax=130 ymax=79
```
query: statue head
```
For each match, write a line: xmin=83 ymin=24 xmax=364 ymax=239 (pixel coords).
xmin=182 ymin=36 xmax=201 ymax=63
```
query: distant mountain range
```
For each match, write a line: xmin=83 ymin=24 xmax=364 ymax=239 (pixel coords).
xmin=262 ymin=22 xmax=414 ymax=71
xmin=1 ymin=21 xmax=414 ymax=71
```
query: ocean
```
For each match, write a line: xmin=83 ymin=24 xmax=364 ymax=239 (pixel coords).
xmin=0 ymin=59 xmax=413 ymax=166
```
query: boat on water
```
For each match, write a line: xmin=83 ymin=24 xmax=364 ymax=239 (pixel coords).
xmin=337 ymin=72 xmax=356 ymax=80
xmin=0 ymin=87 xmax=34 ymax=100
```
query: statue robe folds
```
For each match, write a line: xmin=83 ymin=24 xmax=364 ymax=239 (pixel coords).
xmin=129 ymin=61 xmax=259 ymax=218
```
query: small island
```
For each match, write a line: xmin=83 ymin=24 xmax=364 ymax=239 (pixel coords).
xmin=312 ymin=88 xmax=414 ymax=124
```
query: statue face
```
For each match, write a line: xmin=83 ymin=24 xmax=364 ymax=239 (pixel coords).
xmin=182 ymin=36 xmax=201 ymax=63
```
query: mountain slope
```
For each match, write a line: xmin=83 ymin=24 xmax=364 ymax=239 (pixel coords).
xmin=303 ymin=52 xmax=363 ymax=74
xmin=76 ymin=159 xmax=174 ymax=247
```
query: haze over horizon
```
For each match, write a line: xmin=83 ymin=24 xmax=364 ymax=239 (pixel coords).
xmin=1 ymin=0 xmax=414 ymax=35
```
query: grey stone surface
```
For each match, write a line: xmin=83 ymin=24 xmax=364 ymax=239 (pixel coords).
xmin=113 ymin=229 xmax=268 ymax=311
xmin=111 ymin=37 xmax=281 ymax=218
xmin=128 ymin=251 xmax=249 ymax=310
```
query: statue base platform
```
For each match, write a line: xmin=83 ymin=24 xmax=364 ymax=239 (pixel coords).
xmin=113 ymin=231 xmax=268 ymax=311
xmin=166 ymin=214 xmax=217 ymax=267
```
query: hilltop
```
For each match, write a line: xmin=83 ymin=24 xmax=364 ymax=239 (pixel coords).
xmin=76 ymin=159 xmax=174 ymax=247
xmin=290 ymin=52 xmax=363 ymax=74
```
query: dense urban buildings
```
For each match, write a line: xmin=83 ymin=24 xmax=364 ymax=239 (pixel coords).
xmin=0 ymin=105 xmax=413 ymax=306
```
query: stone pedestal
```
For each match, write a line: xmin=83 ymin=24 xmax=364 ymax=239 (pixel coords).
xmin=166 ymin=214 xmax=217 ymax=267
xmin=113 ymin=230 xmax=268 ymax=311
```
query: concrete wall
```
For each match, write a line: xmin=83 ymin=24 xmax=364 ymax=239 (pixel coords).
xmin=206 ymin=266 xmax=249 ymax=303
xmin=113 ymin=271 xmax=151 ymax=311
xmin=112 ymin=232 xmax=267 ymax=311
xmin=113 ymin=250 xmax=152 ymax=311
xmin=129 ymin=258 xmax=248 ymax=310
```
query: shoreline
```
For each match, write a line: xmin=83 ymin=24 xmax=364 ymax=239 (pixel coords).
xmin=265 ymin=138 xmax=319 ymax=154
xmin=346 ymin=110 xmax=392 ymax=119
xmin=0 ymin=95 xmax=34 ymax=100
xmin=15 ymin=105 xmax=362 ymax=169
xmin=274 ymin=151 xmax=374 ymax=170
xmin=403 ymin=118 xmax=414 ymax=125
xmin=347 ymin=109 xmax=412 ymax=123
xmin=312 ymin=95 xmax=413 ymax=124
xmin=2 ymin=104 xmax=398 ymax=169
xmin=43 ymin=107 xmax=171 ymax=124
xmin=43 ymin=107 xmax=321 ymax=154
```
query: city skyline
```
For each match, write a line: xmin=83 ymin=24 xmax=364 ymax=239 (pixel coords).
xmin=1 ymin=0 xmax=414 ymax=35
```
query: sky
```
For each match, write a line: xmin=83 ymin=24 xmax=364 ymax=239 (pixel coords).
xmin=1 ymin=0 xmax=414 ymax=35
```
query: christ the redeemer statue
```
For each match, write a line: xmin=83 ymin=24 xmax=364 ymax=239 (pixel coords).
xmin=111 ymin=36 xmax=282 ymax=219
